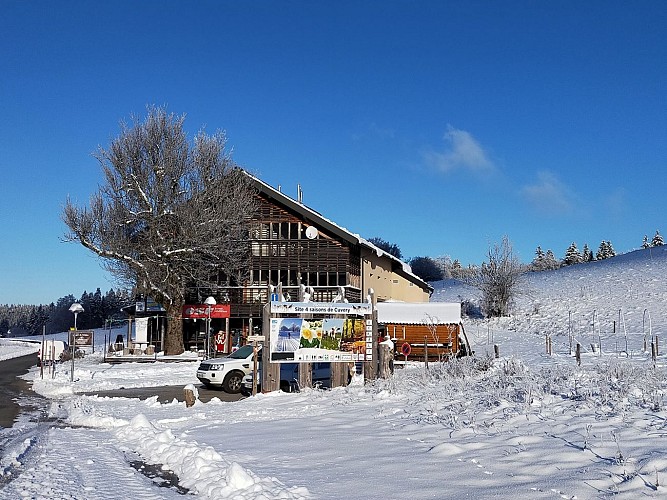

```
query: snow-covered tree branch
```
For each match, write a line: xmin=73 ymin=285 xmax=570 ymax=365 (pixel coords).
xmin=62 ymin=106 xmax=257 ymax=354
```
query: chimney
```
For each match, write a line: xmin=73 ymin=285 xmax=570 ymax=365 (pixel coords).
xmin=297 ymin=184 xmax=303 ymax=203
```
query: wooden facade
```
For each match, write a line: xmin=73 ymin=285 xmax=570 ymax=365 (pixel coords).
xmin=385 ymin=323 xmax=462 ymax=362
xmin=183 ymin=172 xmax=432 ymax=351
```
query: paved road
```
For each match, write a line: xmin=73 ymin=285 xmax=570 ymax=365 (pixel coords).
xmin=0 ymin=353 xmax=43 ymax=428
xmin=0 ymin=353 xmax=242 ymax=429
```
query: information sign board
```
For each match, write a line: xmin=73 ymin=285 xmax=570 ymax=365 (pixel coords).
xmin=72 ymin=330 xmax=94 ymax=347
xmin=269 ymin=316 xmax=370 ymax=363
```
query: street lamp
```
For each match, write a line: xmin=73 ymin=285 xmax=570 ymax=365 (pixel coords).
xmin=69 ymin=302 xmax=84 ymax=382
xmin=204 ymin=296 xmax=216 ymax=358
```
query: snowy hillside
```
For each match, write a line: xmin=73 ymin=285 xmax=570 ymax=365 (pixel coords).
xmin=432 ymin=245 xmax=667 ymax=355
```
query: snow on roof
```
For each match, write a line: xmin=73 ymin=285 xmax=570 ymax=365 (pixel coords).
xmin=376 ymin=301 xmax=461 ymax=325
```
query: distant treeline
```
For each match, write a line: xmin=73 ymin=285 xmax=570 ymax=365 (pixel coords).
xmin=0 ymin=288 xmax=131 ymax=337
xmin=374 ymin=231 xmax=665 ymax=283
xmin=529 ymin=231 xmax=664 ymax=272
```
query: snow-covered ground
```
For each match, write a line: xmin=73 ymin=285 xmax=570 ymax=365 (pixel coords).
xmin=2 ymin=245 xmax=667 ymax=499
xmin=0 ymin=340 xmax=40 ymax=362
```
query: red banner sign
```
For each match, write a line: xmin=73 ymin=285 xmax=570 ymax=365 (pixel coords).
xmin=182 ymin=304 xmax=231 ymax=319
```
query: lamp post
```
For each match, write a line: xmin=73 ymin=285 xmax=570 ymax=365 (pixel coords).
xmin=204 ymin=296 xmax=216 ymax=358
xmin=69 ymin=302 xmax=84 ymax=382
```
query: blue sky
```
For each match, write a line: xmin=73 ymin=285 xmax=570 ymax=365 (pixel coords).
xmin=1 ymin=1 xmax=665 ymax=305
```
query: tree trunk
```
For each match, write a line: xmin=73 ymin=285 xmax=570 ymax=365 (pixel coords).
xmin=164 ymin=303 xmax=185 ymax=355
xmin=298 ymin=363 xmax=312 ymax=390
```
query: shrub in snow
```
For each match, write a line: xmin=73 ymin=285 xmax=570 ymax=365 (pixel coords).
xmin=371 ymin=350 xmax=667 ymax=440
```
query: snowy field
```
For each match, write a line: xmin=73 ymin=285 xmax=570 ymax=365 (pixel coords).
xmin=1 ymin=246 xmax=667 ymax=499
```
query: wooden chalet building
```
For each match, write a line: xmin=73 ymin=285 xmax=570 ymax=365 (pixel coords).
xmin=182 ymin=171 xmax=432 ymax=352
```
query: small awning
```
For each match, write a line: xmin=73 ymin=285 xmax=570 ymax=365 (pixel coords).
xmin=376 ymin=302 xmax=461 ymax=325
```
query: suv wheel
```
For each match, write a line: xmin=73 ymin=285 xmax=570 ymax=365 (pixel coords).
xmin=223 ymin=371 xmax=244 ymax=393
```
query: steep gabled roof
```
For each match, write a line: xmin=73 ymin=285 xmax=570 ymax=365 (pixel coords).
xmin=243 ymin=170 xmax=432 ymax=293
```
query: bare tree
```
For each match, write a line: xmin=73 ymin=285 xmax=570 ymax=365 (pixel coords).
xmin=466 ymin=236 xmax=524 ymax=317
xmin=62 ymin=106 xmax=257 ymax=354
xmin=423 ymin=313 xmax=449 ymax=361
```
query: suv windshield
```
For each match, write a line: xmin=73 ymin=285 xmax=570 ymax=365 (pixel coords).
xmin=227 ymin=345 xmax=255 ymax=359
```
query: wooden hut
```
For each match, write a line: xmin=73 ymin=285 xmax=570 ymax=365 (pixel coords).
xmin=376 ymin=302 xmax=470 ymax=362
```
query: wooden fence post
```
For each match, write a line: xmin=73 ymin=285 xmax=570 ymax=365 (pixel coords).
xmin=576 ymin=343 xmax=581 ymax=366
xmin=262 ymin=301 xmax=279 ymax=393
xmin=378 ymin=344 xmax=392 ymax=379
xmin=184 ymin=386 xmax=197 ymax=408
xmin=424 ymin=336 xmax=429 ymax=369
xmin=51 ymin=344 xmax=56 ymax=378
xmin=299 ymin=363 xmax=313 ymax=390
xmin=330 ymin=362 xmax=347 ymax=388
xmin=494 ymin=344 xmax=500 ymax=359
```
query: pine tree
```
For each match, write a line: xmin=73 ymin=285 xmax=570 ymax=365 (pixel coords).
xmin=529 ymin=246 xmax=562 ymax=271
xmin=543 ymin=249 xmax=560 ymax=270
xmin=530 ymin=246 xmax=545 ymax=271
xmin=596 ymin=240 xmax=616 ymax=260
xmin=102 ymin=289 xmax=129 ymax=322
xmin=595 ymin=241 xmax=606 ymax=260
xmin=651 ymin=230 xmax=664 ymax=247
xmin=87 ymin=288 xmax=105 ymax=327
xmin=642 ymin=235 xmax=650 ymax=249
xmin=606 ymin=240 xmax=616 ymax=257
xmin=563 ymin=242 xmax=582 ymax=266
xmin=582 ymin=243 xmax=593 ymax=262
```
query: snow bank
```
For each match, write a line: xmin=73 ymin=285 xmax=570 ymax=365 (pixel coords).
xmin=53 ymin=398 xmax=311 ymax=499
xmin=115 ymin=413 xmax=309 ymax=499
xmin=0 ymin=339 xmax=39 ymax=361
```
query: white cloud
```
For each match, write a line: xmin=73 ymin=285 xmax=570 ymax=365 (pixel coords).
xmin=520 ymin=170 xmax=575 ymax=214
xmin=424 ymin=125 xmax=495 ymax=174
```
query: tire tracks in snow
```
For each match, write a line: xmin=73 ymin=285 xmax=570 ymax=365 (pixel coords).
xmin=0 ymin=425 xmax=186 ymax=499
